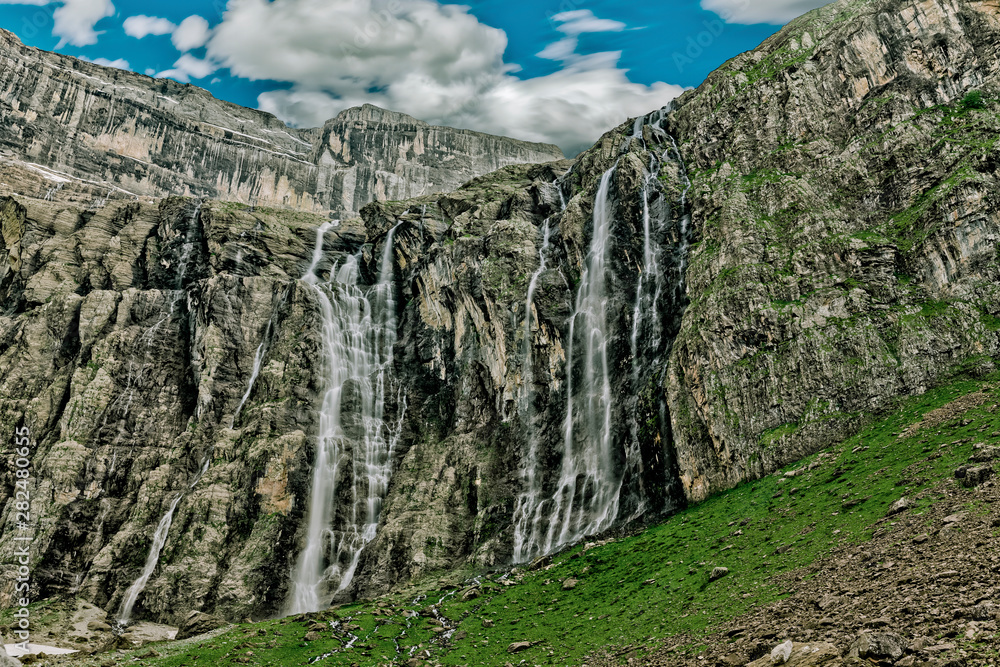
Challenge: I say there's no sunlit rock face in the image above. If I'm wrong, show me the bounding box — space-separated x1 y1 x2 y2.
0 29 562 216
2 0 1000 627
665 0 1000 503
311 105 567 217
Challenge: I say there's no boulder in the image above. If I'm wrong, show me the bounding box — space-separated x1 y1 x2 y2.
886 497 912 516
507 641 532 654
747 641 840 666
771 640 793 664
969 445 1000 463
848 632 906 662
709 567 730 582
954 465 993 488
0 645 20 667
175 611 228 640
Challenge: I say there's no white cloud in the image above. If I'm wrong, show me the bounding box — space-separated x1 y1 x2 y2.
156 53 218 83
54 0 114 46
79 54 129 69
537 37 578 62
0 0 115 46
552 9 626 36
122 13 210 52
171 15 211 51
208 0 681 155
122 15 176 39
701 0 830 25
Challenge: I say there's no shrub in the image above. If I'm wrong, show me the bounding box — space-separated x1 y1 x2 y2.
960 90 986 111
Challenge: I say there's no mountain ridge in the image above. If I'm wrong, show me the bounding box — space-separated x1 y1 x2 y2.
0 26 563 216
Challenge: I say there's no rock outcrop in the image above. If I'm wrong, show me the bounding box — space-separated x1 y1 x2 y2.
0 28 562 215
309 105 568 216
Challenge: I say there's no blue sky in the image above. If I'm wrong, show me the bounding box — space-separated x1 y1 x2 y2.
0 0 829 154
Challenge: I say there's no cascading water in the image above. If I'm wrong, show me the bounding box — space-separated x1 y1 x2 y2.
233 285 292 426
544 164 622 555
513 109 694 561
511 217 553 563
670 137 694 296
175 202 202 289
117 457 211 625
286 221 405 615
117 495 182 625
233 325 273 424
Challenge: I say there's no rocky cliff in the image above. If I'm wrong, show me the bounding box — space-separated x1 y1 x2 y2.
0 29 562 216
666 0 1000 501
1 0 1000 629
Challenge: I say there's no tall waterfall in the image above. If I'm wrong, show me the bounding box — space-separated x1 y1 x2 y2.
545 164 622 554
511 218 553 563
513 111 694 561
286 221 404 615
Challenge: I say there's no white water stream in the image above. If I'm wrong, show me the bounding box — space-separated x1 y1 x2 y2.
513 110 693 561
511 217 553 563
545 163 622 554
117 457 211 625
286 221 405 615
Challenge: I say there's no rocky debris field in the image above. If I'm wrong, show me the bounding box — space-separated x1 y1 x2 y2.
619 456 1000 667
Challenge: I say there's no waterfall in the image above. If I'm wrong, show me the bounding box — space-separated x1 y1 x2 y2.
630 157 662 365
233 326 272 424
544 164 622 554
512 109 694 560
117 457 211 625
623 149 672 521
511 217 553 563
286 221 404 615
117 495 182 625
233 286 292 426
670 137 694 296
175 201 202 289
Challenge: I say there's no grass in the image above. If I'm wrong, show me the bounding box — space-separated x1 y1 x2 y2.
83 373 1000 667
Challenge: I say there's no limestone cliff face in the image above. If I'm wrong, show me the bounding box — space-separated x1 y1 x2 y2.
1 0 1000 629
0 29 562 215
0 191 344 620
0 117 686 620
665 0 1000 502
312 105 569 217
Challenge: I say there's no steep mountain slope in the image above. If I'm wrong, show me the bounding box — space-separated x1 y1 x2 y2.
347 0 1000 598
1 0 999 640
667 0 1000 501
0 29 562 215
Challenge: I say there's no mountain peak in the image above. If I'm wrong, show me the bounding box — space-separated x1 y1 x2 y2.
333 104 429 127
